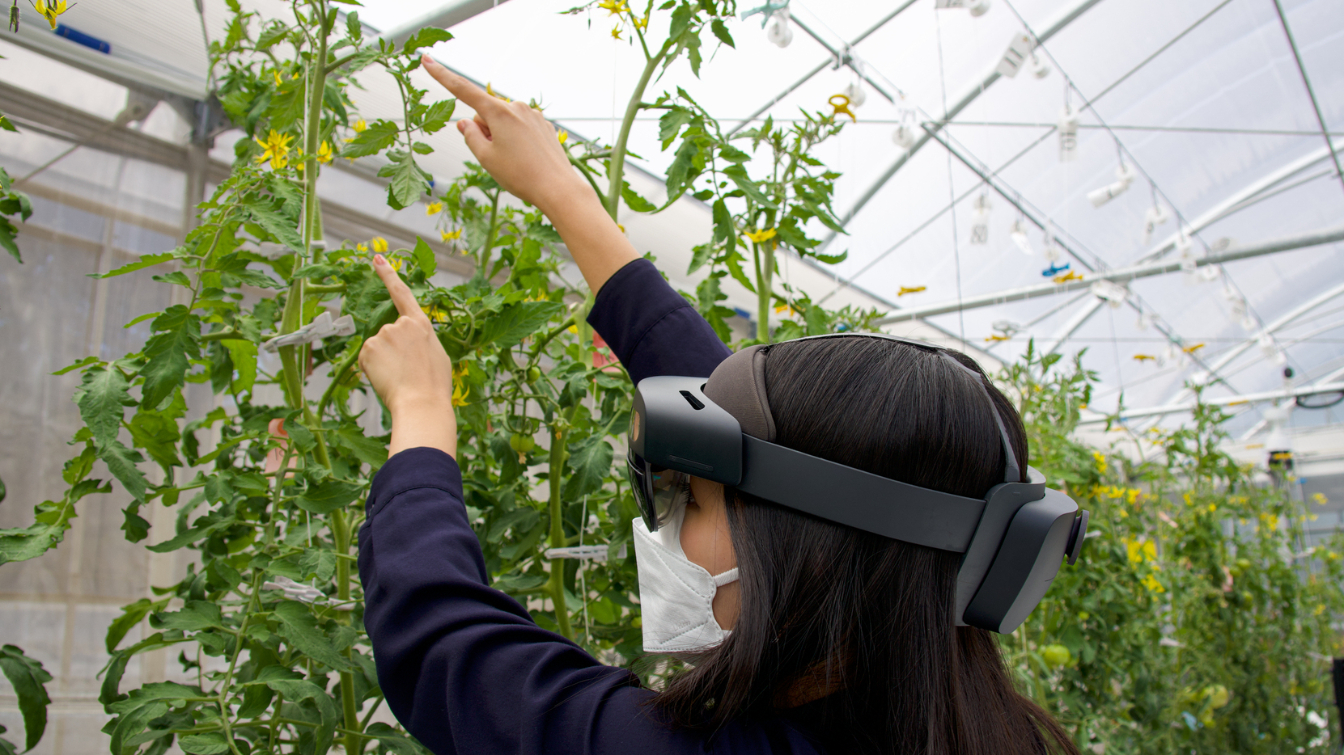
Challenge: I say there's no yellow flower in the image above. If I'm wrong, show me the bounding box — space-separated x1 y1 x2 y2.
254 130 293 170
356 243 369 252
1126 488 1141 505
422 305 449 323
441 229 462 242
634 15 648 29
452 381 470 407
744 228 777 243
597 0 629 15
486 83 511 103
388 256 403 271
353 119 368 133
611 26 622 39
1092 451 1107 475
558 130 569 145
1315 603 1327 616
1141 573 1165 593
1207 503 1216 513
1183 492 1193 507
371 237 389 253
1313 492 1329 506
317 141 332 164
1125 538 1143 564
427 202 444 216
34 0 70 30
1142 541 1157 561
274 70 284 87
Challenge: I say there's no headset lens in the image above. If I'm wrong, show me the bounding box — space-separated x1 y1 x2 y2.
625 453 690 532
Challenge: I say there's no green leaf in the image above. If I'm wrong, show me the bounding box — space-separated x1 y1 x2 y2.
362 723 420 755
402 27 454 55
0 645 52 753
179 733 231 755
75 366 136 447
710 18 735 48
722 164 776 208
245 203 305 255
0 479 108 564
140 305 201 410
658 107 694 149
0 115 16 132
420 98 457 134
341 120 400 159
224 339 258 394
620 182 656 213
257 677 338 755
380 152 429 210
96 252 175 279
272 602 355 671
412 236 437 276
150 600 224 632
96 438 149 503
268 87 305 132
332 426 388 468
563 438 614 500
296 479 363 515
0 218 19 263
300 549 337 583
106 598 169 653
477 300 564 349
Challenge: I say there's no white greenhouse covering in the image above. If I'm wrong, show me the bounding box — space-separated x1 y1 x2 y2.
1 1 1343 750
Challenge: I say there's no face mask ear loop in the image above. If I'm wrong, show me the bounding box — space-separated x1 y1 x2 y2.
938 354 1021 483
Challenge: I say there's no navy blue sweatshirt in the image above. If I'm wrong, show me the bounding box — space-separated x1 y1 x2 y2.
357 260 825 754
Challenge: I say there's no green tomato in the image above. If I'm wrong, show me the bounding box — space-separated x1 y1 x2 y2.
509 433 536 454
1042 644 1072 669
1204 684 1230 709
527 367 542 384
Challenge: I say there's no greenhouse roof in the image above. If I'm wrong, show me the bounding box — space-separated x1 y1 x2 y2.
3 0 1343 442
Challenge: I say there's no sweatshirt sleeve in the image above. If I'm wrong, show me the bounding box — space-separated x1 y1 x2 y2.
586 259 732 384
357 447 812 755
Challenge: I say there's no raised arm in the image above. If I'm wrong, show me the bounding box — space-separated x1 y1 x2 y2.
420 56 731 382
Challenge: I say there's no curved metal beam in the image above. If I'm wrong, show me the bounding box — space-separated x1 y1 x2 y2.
813 0 1106 254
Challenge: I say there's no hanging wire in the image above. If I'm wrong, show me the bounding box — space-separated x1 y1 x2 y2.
933 6 966 342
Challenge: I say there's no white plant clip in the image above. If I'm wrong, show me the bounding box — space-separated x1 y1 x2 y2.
1091 279 1127 308
1042 224 1062 262
545 544 627 562
262 311 356 353
765 8 792 47
1009 218 1033 256
1142 203 1171 244
969 192 991 245
842 80 867 109
1058 104 1079 162
1030 52 1050 79
1087 162 1137 208
892 109 919 149
263 575 326 604
995 33 1035 78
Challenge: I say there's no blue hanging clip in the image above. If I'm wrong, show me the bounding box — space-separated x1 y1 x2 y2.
740 0 788 27
1041 261 1070 277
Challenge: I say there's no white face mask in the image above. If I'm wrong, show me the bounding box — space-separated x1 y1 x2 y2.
632 502 740 655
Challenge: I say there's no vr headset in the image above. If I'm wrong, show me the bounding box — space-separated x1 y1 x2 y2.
626 333 1088 634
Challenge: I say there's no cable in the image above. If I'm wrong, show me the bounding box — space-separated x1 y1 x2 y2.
933 6 965 343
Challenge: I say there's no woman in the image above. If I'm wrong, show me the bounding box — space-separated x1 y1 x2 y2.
354 54 1080 755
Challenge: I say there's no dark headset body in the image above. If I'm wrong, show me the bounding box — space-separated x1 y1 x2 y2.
625 333 1089 634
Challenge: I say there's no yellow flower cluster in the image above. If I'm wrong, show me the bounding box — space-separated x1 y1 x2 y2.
34 0 71 30
744 228 777 244
426 202 444 216
1122 536 1164 593
254 130 294 170
452 362 471 406
441 228 463 243
1092 451 1107 475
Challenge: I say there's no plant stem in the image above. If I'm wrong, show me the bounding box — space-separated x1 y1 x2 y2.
547 421 573 640
604 48 667 220
332 508 361 755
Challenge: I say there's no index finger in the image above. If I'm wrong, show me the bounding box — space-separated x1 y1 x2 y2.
373 255 430 322
421 55 503 118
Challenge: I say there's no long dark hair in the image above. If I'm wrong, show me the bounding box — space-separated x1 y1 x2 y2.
652 337 1078 755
